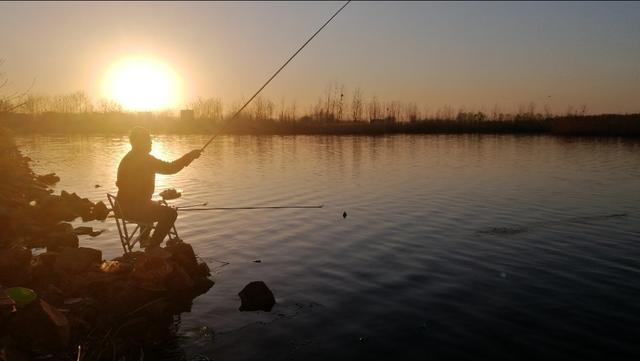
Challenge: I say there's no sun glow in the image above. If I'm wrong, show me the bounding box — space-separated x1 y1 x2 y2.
102 56 182 111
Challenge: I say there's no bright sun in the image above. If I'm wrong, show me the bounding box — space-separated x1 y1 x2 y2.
102 56 182 111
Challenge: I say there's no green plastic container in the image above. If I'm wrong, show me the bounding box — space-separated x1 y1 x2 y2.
5 287 37 308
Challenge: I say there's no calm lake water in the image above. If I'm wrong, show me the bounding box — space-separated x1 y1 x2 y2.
15 134 640 361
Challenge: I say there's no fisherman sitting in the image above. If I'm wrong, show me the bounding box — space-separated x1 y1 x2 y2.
116 126 202 249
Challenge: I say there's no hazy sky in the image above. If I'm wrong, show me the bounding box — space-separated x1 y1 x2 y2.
1 1 639 114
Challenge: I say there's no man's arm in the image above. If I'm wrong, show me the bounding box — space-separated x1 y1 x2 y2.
152 150 201 175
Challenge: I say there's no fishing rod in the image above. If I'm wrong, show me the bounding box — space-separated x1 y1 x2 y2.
175 202 208 209
178 205 324 211
201 0 351 151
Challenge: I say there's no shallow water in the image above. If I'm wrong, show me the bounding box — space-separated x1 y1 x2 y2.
16 134 640 360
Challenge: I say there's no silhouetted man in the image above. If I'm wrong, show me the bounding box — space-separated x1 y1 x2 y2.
116 126 201 248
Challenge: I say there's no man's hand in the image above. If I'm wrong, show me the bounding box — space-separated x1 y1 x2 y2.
189 149 202 160
184 149 202 166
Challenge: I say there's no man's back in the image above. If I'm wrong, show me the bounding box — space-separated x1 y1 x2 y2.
116 149 196 209
116 150 157 208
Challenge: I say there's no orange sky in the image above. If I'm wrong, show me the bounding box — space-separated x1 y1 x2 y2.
1 1 639 114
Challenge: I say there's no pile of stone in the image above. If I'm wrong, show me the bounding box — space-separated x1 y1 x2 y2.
1 241 213 359
0 129 214 360
0 129 108 249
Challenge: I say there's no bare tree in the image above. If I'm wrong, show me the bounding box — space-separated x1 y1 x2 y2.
337 84 345 121
580 104 587 116
23 94 51 114
351 87 363 121
74 91 93 113
265 98 274 120
367 96 380 121
323 85 333 120
288 100 297 122
278 98 286 122
404 102 419 122
436 105 454 120
191 97 223 121
277 98 298 122
490 104 500 121
527 102 536 116
0 59 35 113
312 97 324 120
422 105 431 120
385 100 401 121
98 98 123 113
248 95 274 120
49 91 91 113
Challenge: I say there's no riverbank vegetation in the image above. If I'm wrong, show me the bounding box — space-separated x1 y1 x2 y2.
1 86 639 136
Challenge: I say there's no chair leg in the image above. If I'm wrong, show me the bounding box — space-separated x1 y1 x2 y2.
136 225 152 248
169 224 180 242
114 217 130 254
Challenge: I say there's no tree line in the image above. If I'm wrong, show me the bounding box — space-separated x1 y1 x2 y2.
1 88 590 124
0 60 591 125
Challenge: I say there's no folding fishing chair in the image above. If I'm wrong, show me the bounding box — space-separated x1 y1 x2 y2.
106 193 180 253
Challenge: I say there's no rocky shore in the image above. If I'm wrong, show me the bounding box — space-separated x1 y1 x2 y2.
0 128 214 360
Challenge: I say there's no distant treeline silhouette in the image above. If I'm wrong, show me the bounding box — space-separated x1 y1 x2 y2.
3 111 640 136
1 88 640 136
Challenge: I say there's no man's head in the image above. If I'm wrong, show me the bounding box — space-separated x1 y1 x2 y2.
129 126 152 153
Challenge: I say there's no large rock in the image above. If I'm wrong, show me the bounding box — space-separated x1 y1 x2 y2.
54 247 102 274
9 299 70 350
0 248 31 286
31 252 60 285
61 191 94 221
192 276 215 295
165 242 198 276
238 281 275 312
91 201 109 221
36 173 60 185
64 271 116 299
38 195 77 223
0 343 29 361
130 255 173 291
74 226 103 237
166 241 208 278
165 264 194 291
44 222 79 251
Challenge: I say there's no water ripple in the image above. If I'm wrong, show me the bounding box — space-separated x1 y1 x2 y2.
15 134 640 361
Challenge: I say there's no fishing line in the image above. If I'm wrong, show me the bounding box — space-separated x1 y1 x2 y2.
178 205 324 211
201 0 351 151
108 203 323 214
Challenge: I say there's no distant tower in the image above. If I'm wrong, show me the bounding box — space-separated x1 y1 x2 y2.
181 109 195 121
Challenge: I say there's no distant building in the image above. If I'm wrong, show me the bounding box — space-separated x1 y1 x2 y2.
137 111 153 120
181 109 195 121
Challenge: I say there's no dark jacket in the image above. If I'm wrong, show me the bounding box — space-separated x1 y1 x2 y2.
116 150 189 209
